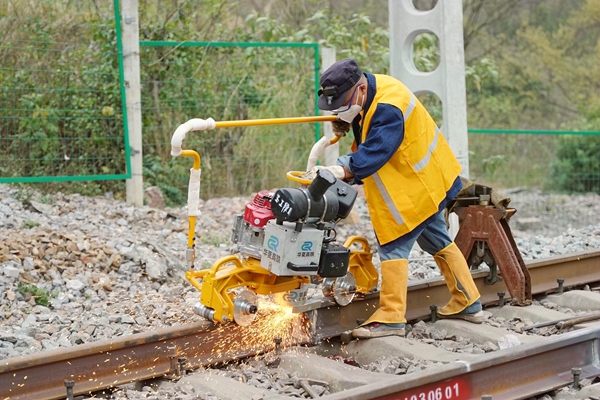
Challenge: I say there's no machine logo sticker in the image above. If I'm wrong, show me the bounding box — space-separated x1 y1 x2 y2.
301 241 313 251
282 289 307 303
267 235 279 252
297 241 315 258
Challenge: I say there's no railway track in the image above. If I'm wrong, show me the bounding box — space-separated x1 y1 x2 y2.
1 250 599 400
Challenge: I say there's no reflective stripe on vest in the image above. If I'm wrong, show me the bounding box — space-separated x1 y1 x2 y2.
372 172 405 225
404 93 416 120
413 126 441 172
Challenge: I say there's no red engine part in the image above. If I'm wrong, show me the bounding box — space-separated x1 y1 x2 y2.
243 190 274 228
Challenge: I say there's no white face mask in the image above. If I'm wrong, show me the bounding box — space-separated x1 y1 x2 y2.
333 85 364 123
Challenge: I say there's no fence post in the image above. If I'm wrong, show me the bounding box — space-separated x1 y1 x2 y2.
321 47 339 166
121 0 144 207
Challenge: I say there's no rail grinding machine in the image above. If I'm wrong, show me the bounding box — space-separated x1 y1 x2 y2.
170 116 379 326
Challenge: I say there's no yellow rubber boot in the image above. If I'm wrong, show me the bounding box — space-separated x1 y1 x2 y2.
434 242 481 318
353 259 408 337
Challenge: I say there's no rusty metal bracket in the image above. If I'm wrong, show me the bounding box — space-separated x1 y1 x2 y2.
454 205 532 306
164 344 182 380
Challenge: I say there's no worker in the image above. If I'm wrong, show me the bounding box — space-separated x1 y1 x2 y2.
307 58 483 339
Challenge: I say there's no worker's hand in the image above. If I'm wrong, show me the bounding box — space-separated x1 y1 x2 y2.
331 121 350 137
305 165 347 181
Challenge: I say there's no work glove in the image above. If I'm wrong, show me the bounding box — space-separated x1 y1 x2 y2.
331 120 350 137
304 165 347 181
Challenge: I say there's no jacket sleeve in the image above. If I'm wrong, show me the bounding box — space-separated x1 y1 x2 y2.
341 103 405 184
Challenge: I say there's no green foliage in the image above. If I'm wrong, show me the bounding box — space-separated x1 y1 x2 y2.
3 0 599 200
299 11 390 73
482 154 508 180
413 33 439 72
464 0 600 192
468 133 557 189
143 152 188 206
40 194 53 204
21 220 40 229
139 42 317 200
135 2 401 202
199 263 213 270
465 58 498 92
465 0 599 132
549 136 600 193
12 185 35 204
0 1 125 184
17 283 55 307
200 233 229 247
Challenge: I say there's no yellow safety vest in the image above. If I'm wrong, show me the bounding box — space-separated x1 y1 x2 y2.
360 74 462 245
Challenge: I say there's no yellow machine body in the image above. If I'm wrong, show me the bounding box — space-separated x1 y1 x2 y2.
344 236 379 294
177 137 377 325
186 256 310 323
185 234 378 324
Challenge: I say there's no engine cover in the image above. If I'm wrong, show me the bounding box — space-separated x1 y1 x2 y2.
231 191 274 259
244 190 274 228
260 220 324 276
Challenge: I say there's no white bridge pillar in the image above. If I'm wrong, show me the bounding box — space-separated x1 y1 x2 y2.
388 0 469 178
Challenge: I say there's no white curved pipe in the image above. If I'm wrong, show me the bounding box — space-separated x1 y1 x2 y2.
306 136 332 171
170 118 216 156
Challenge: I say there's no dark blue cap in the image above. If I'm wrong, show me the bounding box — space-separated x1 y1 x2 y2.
318 58 363 111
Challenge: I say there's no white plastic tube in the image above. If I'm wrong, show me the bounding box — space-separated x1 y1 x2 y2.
171 118 216 156
187 167 202 217
306 136 333 171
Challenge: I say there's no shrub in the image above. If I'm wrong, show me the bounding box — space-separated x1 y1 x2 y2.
549 135 600 193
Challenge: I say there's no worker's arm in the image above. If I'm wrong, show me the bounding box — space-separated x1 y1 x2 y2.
339 104 405 184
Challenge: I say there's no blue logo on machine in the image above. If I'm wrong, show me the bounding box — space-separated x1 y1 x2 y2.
297 241 315 258
267 235 279 252
301 241 313 251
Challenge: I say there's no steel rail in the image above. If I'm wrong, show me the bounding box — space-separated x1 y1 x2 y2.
1 322 215 400
321 325 600 400
0 320 311 400
308 250 600 339
0 250 598 399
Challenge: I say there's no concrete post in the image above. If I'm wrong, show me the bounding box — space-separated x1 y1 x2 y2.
121 0 144 207
320 47 339 166
388 0 469 177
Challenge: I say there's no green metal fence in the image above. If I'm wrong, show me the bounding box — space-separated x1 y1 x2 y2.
0 0 130 184
1 0 598 209
468 129 600 193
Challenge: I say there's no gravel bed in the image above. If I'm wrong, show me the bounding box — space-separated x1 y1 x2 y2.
0 183 599 399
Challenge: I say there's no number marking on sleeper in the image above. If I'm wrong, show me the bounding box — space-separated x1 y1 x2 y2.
377 378 470 400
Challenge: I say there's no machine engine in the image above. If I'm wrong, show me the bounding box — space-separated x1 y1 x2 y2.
231 190 274 259
232 169 358 278
187 168 376 325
